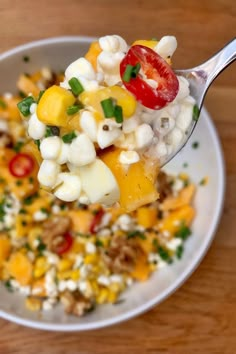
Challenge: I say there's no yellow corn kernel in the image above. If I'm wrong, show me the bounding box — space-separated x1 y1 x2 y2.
132 39 158 49
149 263 157 272
84 254 98 265
109 282 122 293
70 269 80 281
15 214 33 238
57 258 73 272
96 288 109 304
85 41 102 70
90 280 99 295
25 297 42 311
57 269 80 281
80 86 137 118
37 85 75 127
34 257 49 278
137 207 157 228
107 290 118 303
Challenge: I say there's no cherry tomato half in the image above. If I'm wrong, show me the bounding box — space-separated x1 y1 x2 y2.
8 153 35 178
55 232 74 255
120 45 179 109
90 209 105 234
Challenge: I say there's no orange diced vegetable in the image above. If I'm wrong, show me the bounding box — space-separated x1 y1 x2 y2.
158 205 195 235
85 41 102 70
0 236 11 267
67 210 94 234
137 207 157 228
161 184 196 211
7 252 33 285
17 74 40 97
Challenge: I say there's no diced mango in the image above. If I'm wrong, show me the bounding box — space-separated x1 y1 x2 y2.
80 86 137 118
7 252 33 285
17 74 40 97
33 257 49 278
57 258 73 272
158 205 195 235
15 214 33 238
0 96 22 121
22 140 43 166
0 236 11 267
161 184 196 211
138 232 157 254
130 251 150 281
25 190 52 215
85 41 102 70
137 207 157 228
132 39 158 49
37 85 75 127
67 209 94 234
100 147 159 212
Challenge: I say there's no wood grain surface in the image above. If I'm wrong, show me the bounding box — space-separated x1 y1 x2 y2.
0 1 236 353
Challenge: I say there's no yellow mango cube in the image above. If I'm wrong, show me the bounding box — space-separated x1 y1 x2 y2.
100 147 159 212
0 236 11 267
7 252 33 286
85 41 102 70
37 85 75 127
137 207 157 228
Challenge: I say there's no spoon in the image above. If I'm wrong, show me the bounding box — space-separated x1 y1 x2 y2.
162 37 236 167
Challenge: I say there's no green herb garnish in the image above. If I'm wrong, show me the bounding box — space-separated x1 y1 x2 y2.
158 246 172 263
13 141 24 153
23 55 30 62
37 238 46 254
0 199 6 222
68 77 84 95
175 223 191 241
192 141 199 149
122 63 141 82
16 180 23 186
127 230 146 240
19 208 27 214
95 239 104 247
37 90 45 103
66 104 83 115
176 244 184 259
34 139 41 150
183 162 188 168
193 104 200 121
4 280 14 292
17 96 35 117
62 131 77 143
101 98 115 118
114 105 123 123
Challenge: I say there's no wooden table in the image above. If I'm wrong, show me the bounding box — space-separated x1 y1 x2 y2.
0 1 236 353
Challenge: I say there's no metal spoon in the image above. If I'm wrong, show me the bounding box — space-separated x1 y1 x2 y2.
162 37 236 167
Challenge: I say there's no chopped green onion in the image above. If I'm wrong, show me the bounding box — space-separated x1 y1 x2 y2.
13 141 24 153
176 244 184 259
66 104 82 115
193 104 200 121
17 96 35 117
158 246 172 263
62 131 77 143
23 55 30 63
0 99 7 109
18 91 26 98
4 280 14 292
34 139 41 150
175 223 191 241
127 230 146 240
37 90 45 103
114 105 123 123
122 63 141 82
45 126 60 137
101 98 115 118
192 141 199 149
122 64 135 82
68 77 84 96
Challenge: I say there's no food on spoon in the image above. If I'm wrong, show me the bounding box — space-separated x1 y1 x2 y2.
17 35 196 210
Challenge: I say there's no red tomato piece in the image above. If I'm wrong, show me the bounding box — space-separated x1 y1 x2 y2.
120 45 179 109
9 153 34 178
90 209 105 234
55 232 74 255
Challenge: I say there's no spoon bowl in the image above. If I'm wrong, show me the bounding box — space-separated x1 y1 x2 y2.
162 38 236 167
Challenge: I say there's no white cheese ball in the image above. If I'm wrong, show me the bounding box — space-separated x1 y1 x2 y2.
154 36 177 58
122 115 140 134
79 159 120 206
174 76 190 101
56 142 70 165
68 133 96 167
176 103 194 132
28 113 46 139
115 132 137 150
54 172 82 202
99 35 128 53
119 150 140 165
97 51 125 85
166 127 184 149
80 110 98 142
40 136 62 160
65 57 96 81
153 114 176 137
135 123 154 149
38 160 60 188
97 120 122 149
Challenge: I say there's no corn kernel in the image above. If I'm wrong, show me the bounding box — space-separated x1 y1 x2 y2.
25 297 42 311
57 269 80 281
132 39 158 49
57 258 73 272
107 290 118 303
96 288 109 304
37 85 75 127
33 257 49 278
84 254 98 265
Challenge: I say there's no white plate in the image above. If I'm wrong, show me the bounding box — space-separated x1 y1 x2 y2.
0 37 225 331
